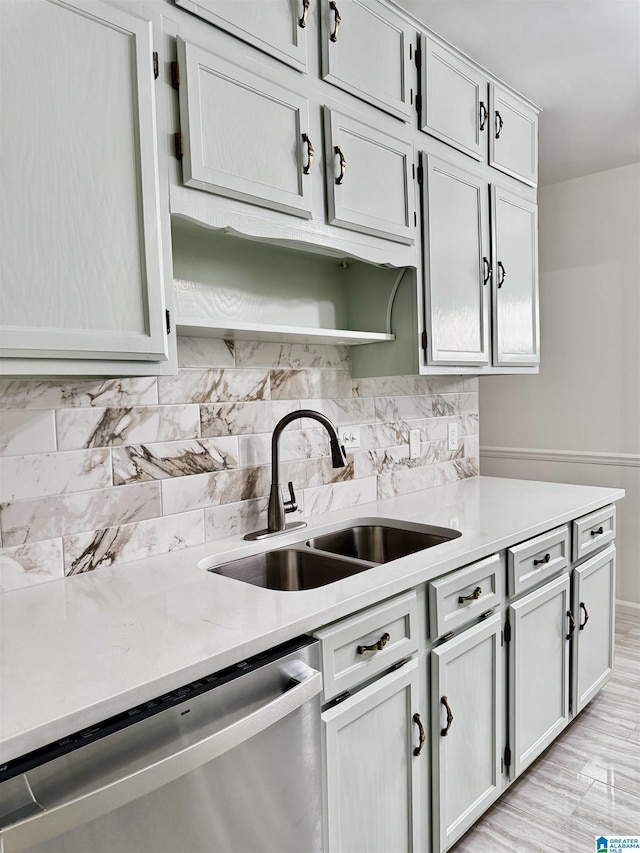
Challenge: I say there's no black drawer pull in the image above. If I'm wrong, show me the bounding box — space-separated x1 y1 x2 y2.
357 632 390 655
590 526 604 537
533 553 551 566
458 586 482 604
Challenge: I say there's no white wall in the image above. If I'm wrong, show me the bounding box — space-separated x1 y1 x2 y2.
480 163 640 604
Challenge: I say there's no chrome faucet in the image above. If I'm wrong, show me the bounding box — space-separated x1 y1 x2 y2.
244 409 348 541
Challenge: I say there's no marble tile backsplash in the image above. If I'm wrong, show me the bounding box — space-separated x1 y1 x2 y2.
0 339 479 592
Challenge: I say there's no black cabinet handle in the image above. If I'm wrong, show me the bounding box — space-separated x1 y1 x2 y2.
302 133 314 174
579 602 590 630
334 145 347 184
299 0 310 27
482 257 492 285
441 696 454 736
329 1 341 41
533 553 551 566
479 101 488 131
590 526 604 537
413 713 426 756
566 610 576 640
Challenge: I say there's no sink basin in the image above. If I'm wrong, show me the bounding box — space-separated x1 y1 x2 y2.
206 520 461 591
306 522 461 563
209 548 372 591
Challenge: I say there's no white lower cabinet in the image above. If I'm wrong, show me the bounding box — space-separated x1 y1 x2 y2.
508 572 571 778
571 544 616 714
431 614 504 852
317 512 617 853
322 659 424 853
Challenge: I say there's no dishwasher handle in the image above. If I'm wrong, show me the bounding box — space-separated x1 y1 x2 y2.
1 668 322 853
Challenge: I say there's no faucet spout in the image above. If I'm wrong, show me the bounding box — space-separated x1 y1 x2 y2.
244 409 348 541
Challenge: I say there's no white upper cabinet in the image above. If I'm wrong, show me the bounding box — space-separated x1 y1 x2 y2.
420 37 488 162
0 0 170 367
418 38 539 188
491 187 540 366
421 154 491 365
324 107 415 244
174 0 309 72
176 38 313 219
489 84 539 187
321 0 414 121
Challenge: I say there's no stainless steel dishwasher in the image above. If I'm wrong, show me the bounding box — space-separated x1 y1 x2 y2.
0 636 322 853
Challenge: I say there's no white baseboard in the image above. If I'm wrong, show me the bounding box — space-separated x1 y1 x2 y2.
480 447 640 468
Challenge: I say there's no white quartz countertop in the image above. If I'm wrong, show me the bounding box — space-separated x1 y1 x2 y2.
0 476 624 766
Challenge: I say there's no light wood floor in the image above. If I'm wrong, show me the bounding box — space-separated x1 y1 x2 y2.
451 603 640 853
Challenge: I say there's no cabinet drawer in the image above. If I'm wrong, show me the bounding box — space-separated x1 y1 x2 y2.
428 553 503 640
572 505 616 563
315 591 418 702
508 525 569 598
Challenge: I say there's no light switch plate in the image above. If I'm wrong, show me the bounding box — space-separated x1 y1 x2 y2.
447 422 459 452
409 429 421 459
339 426 361 449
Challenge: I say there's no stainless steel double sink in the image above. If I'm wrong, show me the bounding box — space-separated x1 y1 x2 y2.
206 520 461 591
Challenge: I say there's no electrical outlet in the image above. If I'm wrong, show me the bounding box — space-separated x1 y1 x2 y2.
338 426 360 449
409 429 421 459
447 422 459 452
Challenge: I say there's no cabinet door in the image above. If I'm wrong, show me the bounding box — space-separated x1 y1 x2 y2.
509 573 571 778
420 36 488 162
491 187 540 366
321 0 413 121
176 38 313 219
489 83 538 186
174 0 308 72
431 615 503 853
0 0 168 362
322 660 423 853
422 154 490 365
324 108 414 244
572 545 616 715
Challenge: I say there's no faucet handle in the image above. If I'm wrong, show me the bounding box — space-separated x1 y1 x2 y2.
284 481 298 514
